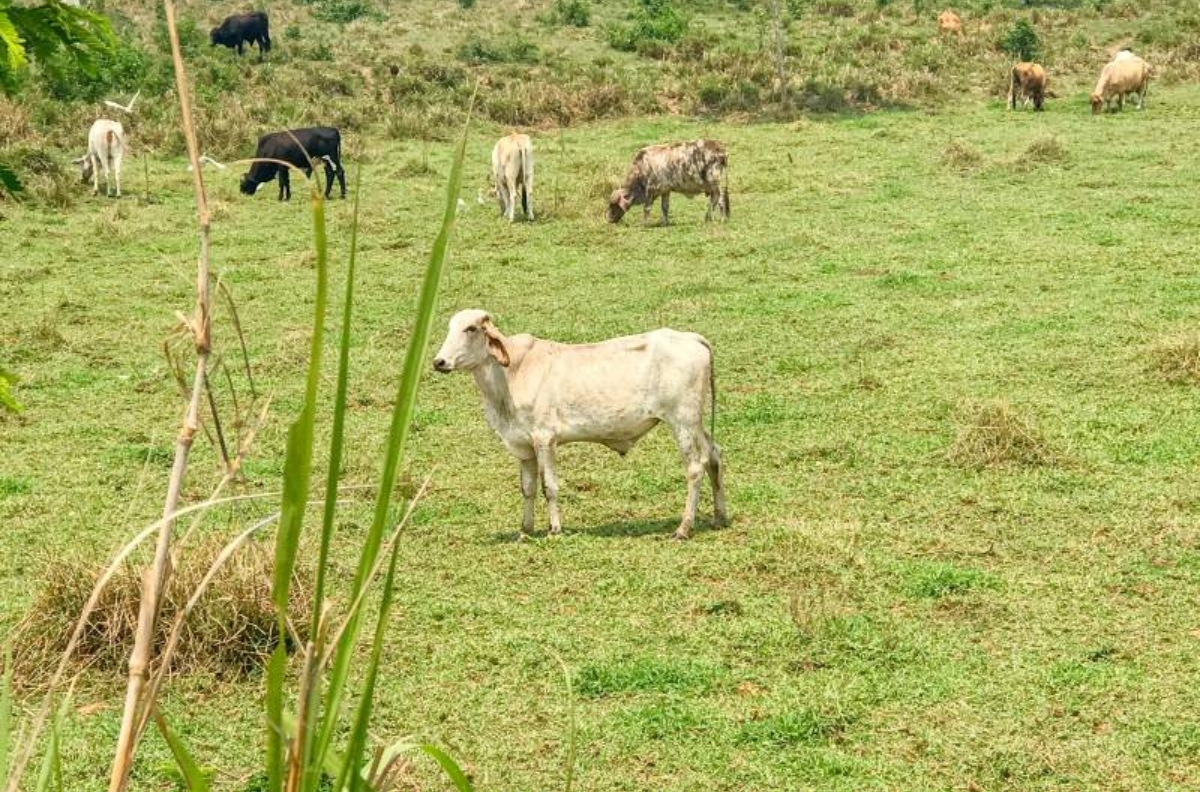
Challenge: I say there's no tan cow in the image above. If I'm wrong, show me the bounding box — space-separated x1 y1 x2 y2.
491 132 533 222
1008 62 1047 111
432 309 728 540
1091 53 1150 114
938 10 963 37
607 139 728 225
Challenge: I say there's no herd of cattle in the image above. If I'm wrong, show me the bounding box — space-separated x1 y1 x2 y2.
63 10 1157 537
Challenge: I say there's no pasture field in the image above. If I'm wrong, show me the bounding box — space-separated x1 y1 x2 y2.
4 87 1200 790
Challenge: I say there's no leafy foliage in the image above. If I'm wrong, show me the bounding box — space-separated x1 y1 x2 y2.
0 368 21 414
0 0 117 96
1000 19 1040 61
608 0 688 53
552 0 591 27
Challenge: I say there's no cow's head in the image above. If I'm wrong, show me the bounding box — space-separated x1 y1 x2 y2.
432 309 509 373
209 28 222 46
1090 93 1103 114
72 155 93 183
239 174 260 195
607 187 635 223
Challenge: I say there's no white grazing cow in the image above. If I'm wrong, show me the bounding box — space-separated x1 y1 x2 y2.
491 133 533 222
73 119 126 197
432 309 727 539
1091 53 1150 114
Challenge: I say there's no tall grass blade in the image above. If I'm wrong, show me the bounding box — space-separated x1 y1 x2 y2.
271 182 329 623
33 695 68 792
311 163 363 635
0 646 11 783
155 712 211 792
265 644 287 792
339 539 402 792
418 744 474 792
315 94 473 767
558 658 576 792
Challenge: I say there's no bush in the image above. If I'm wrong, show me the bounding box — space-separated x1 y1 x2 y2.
552 0 591 27
309 0 381 23
457 34 541 65
458 0 476 9
999 19 1040 62
607 0 688 53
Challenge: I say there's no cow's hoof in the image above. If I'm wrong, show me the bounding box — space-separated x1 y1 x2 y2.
514 531 530 543
713 514 729 528
672 529 690 541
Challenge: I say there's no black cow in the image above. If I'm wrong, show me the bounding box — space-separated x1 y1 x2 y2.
210 12 271 58
240 127 347 201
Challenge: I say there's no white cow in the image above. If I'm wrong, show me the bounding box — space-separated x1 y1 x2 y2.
432 309 727 539
491 133 533 222
73 119 126 197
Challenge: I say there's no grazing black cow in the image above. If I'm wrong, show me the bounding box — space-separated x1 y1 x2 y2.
240 127 347 201
210 12 271 58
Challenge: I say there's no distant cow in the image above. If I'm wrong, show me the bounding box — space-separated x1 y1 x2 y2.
1008 62 1047 111
72 119 126 198
240 127 347 201
210 12 271 58
607 140 728 225
491 133 534 222
432 309 727 540
938 10 962 37
1091 53 1150 114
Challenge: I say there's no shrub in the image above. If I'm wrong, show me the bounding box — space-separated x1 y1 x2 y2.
607 0 688 53
458 0 476 9
310 0 381 24
999 19 1040 62
552 0 591 27
457 34 541 65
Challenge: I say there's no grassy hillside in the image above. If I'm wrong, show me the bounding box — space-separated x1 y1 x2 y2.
5 54 1200 788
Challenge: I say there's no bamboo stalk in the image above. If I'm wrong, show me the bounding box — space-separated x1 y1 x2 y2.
107 2 211 790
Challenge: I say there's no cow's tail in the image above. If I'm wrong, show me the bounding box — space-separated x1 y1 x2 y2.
519 145 530 217
262 15 272 51
700 337 716 442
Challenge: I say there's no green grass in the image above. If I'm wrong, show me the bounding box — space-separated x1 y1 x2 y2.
4 86 1200 790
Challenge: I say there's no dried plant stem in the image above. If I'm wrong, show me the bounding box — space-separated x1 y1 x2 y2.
108 2 211 790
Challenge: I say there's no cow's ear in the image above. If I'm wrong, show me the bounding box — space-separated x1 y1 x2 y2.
484 326 510 367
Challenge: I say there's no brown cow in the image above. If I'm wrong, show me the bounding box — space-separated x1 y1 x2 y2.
1008 62 1047 111
607 140 728 225
938 10 963 37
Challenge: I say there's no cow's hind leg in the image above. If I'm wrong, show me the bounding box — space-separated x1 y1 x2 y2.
671 424 708 540
322 159 335 198
660 193 670 226
534 439 562 535
706 437 728 527
519 456 538 538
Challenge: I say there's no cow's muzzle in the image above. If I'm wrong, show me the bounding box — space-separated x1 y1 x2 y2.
432 357 452 373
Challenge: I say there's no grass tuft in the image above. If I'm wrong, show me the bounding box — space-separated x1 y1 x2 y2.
1019 135 1069 166
948 399 1057 468
1149 331 1200 384
736 709 853 747
13 535 312 684
941 139 983 171
576 657 723 697
900 560 1000 599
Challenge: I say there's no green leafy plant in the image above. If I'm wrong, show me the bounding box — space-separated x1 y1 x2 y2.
0 368 19 414
999 19 1040 62
552 0 591 27
607 0 689 53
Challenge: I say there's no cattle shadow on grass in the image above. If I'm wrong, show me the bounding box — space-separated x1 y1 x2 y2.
485 516 726 544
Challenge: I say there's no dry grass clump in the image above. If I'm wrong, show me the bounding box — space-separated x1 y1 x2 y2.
13 533 312 686
948 400 1057 468
1019 135 1069 166
1149 331 1200 384
942 139 984 172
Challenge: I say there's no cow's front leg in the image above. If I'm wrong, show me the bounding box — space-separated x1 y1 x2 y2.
534 439 562 535
660 193 670 226
519 456 538 537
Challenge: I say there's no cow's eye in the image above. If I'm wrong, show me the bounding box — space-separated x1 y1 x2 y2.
464 326 478 334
